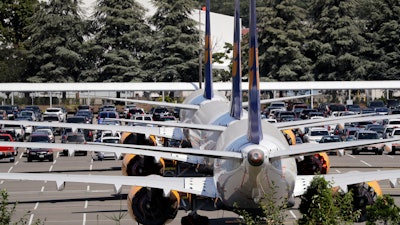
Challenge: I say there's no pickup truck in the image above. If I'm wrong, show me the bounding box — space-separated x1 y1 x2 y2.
0 133 16 162
1 124 25 141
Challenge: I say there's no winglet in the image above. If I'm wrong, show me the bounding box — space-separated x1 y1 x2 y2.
230 0 243 120
247 0 262 144
204 0 213 100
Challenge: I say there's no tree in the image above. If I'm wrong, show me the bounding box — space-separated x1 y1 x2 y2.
256 0 313 81
298 176 360 225
24 0 86 82
0 0 38 82
144 0 200 82
306 0 371 81
91 0 152 82
366 194 400 225
359 0 400 80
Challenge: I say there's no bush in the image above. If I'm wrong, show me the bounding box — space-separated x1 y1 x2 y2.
298 176 360 225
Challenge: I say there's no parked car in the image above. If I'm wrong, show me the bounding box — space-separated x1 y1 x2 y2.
0 133 16 162
304 127 330 143
97 111 119 124
62 132 87 156
97 136 120 160
26 133 54 162
351 130 383 155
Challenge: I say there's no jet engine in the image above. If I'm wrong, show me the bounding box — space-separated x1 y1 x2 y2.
296 153 330 175
348 181 382 222
128 186 180 225
122 154 164 176
281 129 330 175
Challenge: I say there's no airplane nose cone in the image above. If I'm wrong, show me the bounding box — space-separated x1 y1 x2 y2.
248 149 264 166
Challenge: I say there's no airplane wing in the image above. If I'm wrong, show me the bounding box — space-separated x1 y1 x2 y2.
0 120 184 140
294 170 400 196
271 137 400 159
275 113 399 129
0 141 242 163
0 172 218 197
104 94 318 110
103 97 201 110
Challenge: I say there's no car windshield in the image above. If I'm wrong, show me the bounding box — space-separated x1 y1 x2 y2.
67 135 85 142
30 136 50 142
311 131 329 136
358 132 378 139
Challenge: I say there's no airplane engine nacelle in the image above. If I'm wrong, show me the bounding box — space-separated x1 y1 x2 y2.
348 181 382 222
122 154 164 176
128 186 180 225
296 153 330 175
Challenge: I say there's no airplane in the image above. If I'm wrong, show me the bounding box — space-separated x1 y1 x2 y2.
2 1 400 225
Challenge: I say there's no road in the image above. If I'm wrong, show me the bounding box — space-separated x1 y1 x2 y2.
1 148 400 225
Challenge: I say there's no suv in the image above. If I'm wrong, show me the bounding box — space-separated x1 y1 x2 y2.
351 130 383 155
26 133 53 162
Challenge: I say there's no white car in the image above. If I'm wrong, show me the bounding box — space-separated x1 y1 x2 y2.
44 107 67 122
304 127 330 143
97 136 120 160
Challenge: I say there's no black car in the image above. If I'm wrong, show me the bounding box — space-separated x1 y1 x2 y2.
62 132 87 156
26 133 53 162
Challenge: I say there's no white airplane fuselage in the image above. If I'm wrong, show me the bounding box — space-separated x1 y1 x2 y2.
214 119 297 208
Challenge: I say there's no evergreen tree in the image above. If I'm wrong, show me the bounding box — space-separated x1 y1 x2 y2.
92 0 151 82
257 0 313 81
0 0 38 82
360 0 400 80
306 0 370 81
24 0 86 82
144 0 199 82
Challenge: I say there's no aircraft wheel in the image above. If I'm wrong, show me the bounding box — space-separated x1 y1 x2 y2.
376 150 383 155
352 149 358 155
27 156 32 162
181 214 209 225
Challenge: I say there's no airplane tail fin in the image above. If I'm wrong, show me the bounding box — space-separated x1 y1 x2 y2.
204 0 213 100
247 0 263 144
230 0 243 120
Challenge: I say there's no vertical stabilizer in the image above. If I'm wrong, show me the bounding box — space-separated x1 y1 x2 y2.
204 0 213 100
248 0 263 144
230 0 243 120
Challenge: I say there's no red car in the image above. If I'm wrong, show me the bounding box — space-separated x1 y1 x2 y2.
0 133 16 162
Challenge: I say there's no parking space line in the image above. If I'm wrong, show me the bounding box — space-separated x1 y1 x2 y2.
19 153 23 159
289 210 297 219
14 161 19 166
386 155 394 159
360 160 372 167
49 165 53 172
347 154 356 158
28 214 34 225
34 202 39 210
82 213 86 225
7 167 13 173
84 200 88 209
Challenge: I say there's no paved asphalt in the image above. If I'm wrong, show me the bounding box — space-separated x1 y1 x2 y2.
1 146 400 225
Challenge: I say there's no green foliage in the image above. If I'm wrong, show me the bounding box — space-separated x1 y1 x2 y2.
233 182 287 225
143 0 200 82
92 0 151 82
298 176 360 225
24 0 86 82
0 189 44 225
366 194 400 225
